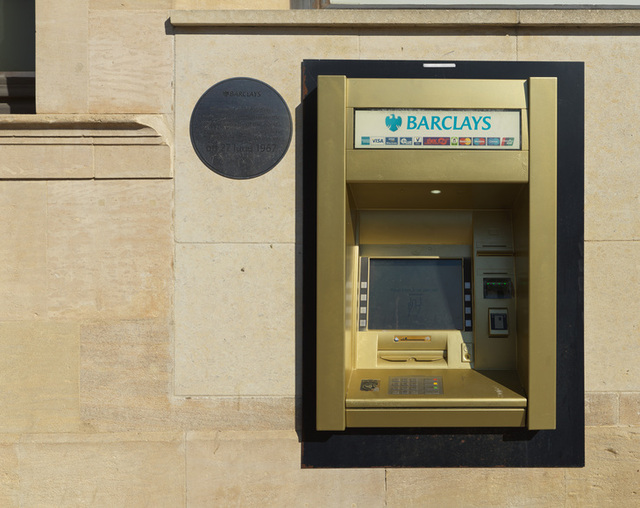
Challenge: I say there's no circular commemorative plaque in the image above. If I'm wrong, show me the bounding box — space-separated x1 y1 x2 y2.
189 78 292 179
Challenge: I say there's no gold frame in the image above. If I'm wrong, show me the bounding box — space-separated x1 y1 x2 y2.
316 76 556 431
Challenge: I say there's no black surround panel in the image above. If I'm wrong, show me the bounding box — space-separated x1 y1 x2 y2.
300 60 584 468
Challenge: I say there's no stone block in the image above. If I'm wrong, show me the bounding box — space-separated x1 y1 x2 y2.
186 431 386 507
0 145 93 179
90 0 173 8
175 243 296 396
517 34 640 242
585 392 618 426
169 396 297 432
79 320 297 432
174 33 358 243
80 320 172 432
386 467 565 507
173 0 290 8
0 322 80 433
94 144 172 179
566 427 640 506
36 1 89 113
584 241 640 391
0 437 19 508
0 182 47 320
89 10 173 113
18 433 184 507
620 392 640 426
83 395 297 433
47 180 173 320
358 32 518 61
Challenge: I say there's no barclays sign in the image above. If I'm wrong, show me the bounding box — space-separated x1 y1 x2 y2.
356 109 521 150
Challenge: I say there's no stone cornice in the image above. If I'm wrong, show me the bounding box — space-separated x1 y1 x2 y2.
170 8 640 28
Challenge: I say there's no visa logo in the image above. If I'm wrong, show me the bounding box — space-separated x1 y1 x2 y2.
371 137 384 144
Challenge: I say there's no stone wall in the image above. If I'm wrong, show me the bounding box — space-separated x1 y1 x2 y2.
0 2 638 506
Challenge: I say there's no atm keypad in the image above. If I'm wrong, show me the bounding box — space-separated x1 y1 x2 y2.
389 376 443 395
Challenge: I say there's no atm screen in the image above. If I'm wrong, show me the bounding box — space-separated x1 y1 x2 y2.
367 258 464 331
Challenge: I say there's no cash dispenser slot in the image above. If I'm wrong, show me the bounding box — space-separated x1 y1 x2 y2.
377 333 447 363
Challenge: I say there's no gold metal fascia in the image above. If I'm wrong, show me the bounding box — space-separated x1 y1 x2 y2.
316 75 348 431
346 368 526 408
346 408 526 428
358 210 472 246
346 79 528 109
349 182 525 211
527 77 558 430
346 150 529 183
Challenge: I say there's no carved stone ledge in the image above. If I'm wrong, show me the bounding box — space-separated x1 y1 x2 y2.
0 115 172 179
0 114 172 145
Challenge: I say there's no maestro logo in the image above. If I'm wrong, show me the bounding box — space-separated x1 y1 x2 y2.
385 113 402 132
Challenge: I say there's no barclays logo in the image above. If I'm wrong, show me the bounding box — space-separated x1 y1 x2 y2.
385 114 402 132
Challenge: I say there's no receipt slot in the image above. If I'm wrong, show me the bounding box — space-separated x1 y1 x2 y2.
316 76 556 431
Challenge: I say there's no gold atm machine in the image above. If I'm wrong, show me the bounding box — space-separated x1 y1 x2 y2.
316 76 557 431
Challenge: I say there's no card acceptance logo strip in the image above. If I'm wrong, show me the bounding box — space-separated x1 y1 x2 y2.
354 109 521 150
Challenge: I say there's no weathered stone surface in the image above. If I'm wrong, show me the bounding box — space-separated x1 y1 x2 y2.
186 431 386 507
386 466 565 507
47 180 173 320
358 31 517 60
79 320 171 432
0 115 172 179
170 8 520 27
0 182 47 320
173 0 290 9
584 242 640 391
620 392 640 426
566 427 640 506
0 322 80 433
36 1 89 113
0 145 93 179
90 0 173 8
169 396 297 431
94 144 172 179
79 320 296 431
18 433 185 507
585 392 618 427
174 243 296 396
518 34 640 242
89 10 173 114
0 437 19 508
